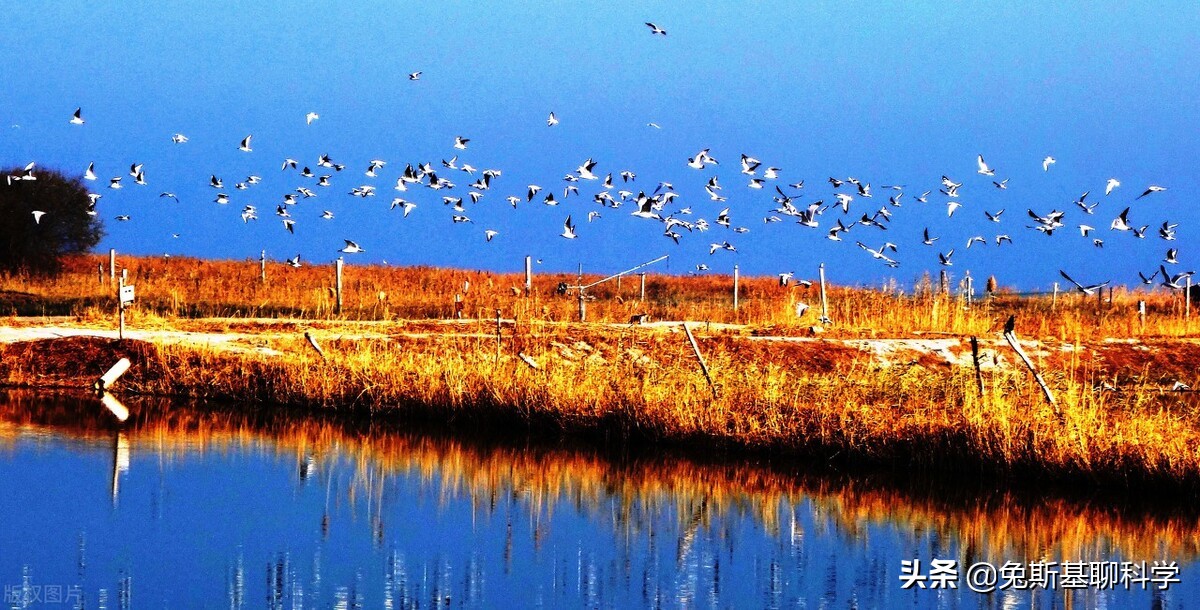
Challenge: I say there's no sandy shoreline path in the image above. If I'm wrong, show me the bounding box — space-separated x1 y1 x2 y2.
0 318 1020 367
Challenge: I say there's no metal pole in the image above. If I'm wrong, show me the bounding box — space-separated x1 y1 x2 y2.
818 263 830 323
109 249 116 285
1179 279 1190 318
733 264 740 312
117 274 125 341
1052 282 1058 310
524 255 532 296
639 273 646 301
966 273 973 308
577 263 585 322
260 250 266 284
335 257 344 315
98 263 103 285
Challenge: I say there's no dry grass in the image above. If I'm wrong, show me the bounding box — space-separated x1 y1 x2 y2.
1 253 1195 339
1 254 1200 492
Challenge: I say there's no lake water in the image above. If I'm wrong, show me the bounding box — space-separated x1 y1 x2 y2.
1 391 1197 609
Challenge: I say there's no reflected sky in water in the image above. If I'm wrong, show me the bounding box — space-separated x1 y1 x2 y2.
0 392 1197 608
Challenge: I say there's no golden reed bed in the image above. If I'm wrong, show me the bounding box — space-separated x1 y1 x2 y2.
1 254 1200 493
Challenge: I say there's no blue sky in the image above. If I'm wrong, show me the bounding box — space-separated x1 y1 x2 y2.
2 2 1197 288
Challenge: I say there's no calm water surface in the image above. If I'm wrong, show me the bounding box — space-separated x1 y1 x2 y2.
1 391 1198 608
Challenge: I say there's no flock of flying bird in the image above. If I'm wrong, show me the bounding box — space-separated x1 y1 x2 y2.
8 22 1187 293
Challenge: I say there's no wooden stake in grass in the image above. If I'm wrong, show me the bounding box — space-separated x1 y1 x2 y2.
682 323 719 400
970 336 984 399
1002 315 1058 415
518 352 539 369
304 331 328 363
495 308 502 361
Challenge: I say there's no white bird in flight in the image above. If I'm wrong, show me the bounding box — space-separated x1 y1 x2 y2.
1105 178 1120 196
306 112 319 125
1059 270 1109 295
560 215 577 239
69 108 84 125
1136 185 1166 200
547 112 558 127
340 240 365 253
239 135 253 152
645 22 667 35
1042 156 1055 171
976 155 995 176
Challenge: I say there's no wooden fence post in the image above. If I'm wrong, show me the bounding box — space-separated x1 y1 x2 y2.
1187 277 1192 319
109 249 116 285
495 308 502 361
818 263 830 324
335 257 344 315
1052 282 1059 310
524 255 532 296
639 273 646 301
117 274 126 341
260 250 266 284
970 337 984 398
682 323 719 400
733 264 740 312
577 264 585 322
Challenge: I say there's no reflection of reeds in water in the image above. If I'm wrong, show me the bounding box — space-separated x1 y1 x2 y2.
1 391 1198 569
